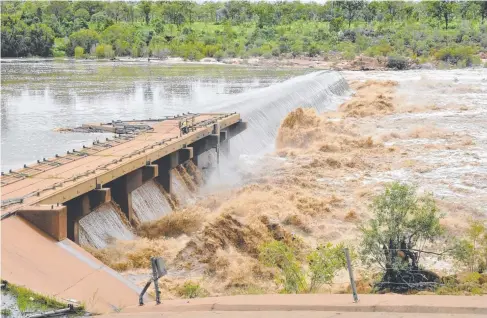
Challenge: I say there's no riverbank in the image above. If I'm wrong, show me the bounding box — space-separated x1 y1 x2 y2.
2 55 487 72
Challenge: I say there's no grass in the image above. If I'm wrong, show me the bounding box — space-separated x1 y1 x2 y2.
8 284 66 312
2 282 84 314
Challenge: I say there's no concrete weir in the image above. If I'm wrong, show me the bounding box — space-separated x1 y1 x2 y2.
0 112 246 313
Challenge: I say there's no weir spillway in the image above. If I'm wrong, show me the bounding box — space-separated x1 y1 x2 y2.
0 112 246 312
0 70 350 313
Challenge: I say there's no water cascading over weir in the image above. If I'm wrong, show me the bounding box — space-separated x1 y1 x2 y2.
0 71 349 313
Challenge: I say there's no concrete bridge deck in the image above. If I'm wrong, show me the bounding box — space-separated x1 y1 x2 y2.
0 112 246 313
1 113 241 217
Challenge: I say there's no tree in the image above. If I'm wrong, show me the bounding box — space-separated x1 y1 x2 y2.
360 183 444 292
28 23 55 56
427 0 457 30
452 220 487 273
1 16 29 57
68 28 99 55
479 1 487 23
338 0 365 29
140 1 151 25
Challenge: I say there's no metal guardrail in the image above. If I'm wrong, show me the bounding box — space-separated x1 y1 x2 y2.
0 113 239 214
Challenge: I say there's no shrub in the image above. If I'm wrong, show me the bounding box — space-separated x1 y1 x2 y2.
435 46 478 65
214 50 224 61
95 44 115 58
178 281 206 299
74 46 84 58
259 240 346 293
52 50 65 58
330 17 344 33
259 240 307 293
307 44 320 57
452 220 487 273
387 56 408 70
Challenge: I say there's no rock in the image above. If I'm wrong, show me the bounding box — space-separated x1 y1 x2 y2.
200 57 217 63
419 63 435 70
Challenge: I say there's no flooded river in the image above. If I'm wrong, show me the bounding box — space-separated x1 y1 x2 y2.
0 60 309 171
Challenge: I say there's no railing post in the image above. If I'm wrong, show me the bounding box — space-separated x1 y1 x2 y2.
139 257 167 306
344 248 359 303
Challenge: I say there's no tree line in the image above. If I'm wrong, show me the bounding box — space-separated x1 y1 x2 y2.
2 1 487 67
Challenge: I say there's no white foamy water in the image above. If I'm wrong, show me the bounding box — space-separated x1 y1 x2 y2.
132 180 173 222
79 202 134 249
344 69 487 214
171 169 196 206
212 70 350 155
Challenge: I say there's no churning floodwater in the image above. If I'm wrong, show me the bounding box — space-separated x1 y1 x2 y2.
0 60 311 171
343 69 487 213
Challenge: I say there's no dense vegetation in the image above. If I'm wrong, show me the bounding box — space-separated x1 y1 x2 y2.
3 1 487 66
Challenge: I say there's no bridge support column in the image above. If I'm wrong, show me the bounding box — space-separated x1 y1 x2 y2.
18 205 67 241
108 165 159 225
190 134 219 167
155 153 177 193
65 188 112 243
220 130 229 157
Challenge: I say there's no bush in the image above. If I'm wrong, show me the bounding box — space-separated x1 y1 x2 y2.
95 44 115 58
178 281 206 299
259 240 346 293
52 50 65 58
387 56 408 70
214 50 224 61
74 46 84 58
435 46 478 65
452 220 487 273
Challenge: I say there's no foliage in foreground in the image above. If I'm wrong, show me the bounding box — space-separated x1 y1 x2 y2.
177 281 207 299
2 282 69 313
1 1 487 68
259 240 347 294
452 220 487 273
360 182 444 292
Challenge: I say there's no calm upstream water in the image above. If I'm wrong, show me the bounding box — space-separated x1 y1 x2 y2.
0 60 309 171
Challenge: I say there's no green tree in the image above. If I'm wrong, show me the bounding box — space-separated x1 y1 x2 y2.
28 23 55 56
140 1 151 25
428 0 457 30
1 16 29 57
478 1 487 23
452 221 487 273
338 0 365 29
360 183 444 291
68 28 99 55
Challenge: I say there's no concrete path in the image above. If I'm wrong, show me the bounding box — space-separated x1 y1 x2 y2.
108 294 487 316
102 312 482 318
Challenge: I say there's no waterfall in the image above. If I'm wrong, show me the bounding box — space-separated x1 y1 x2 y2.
208 71 350 155
171 169 196 207
132 180 173 222
79 202 134 249
77 71 349 247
